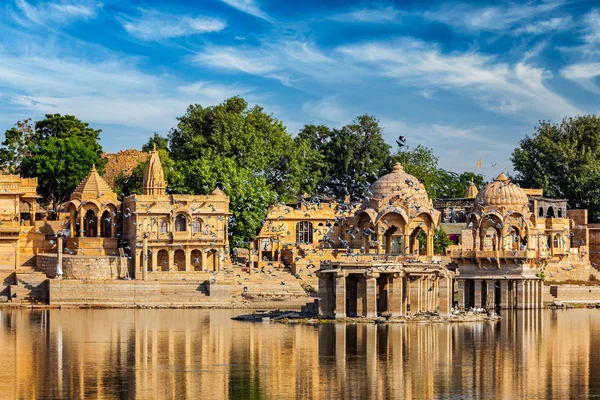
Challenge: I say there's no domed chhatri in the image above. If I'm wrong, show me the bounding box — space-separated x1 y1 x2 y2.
475 173 529 210
464 179 478 199
367 162 432 214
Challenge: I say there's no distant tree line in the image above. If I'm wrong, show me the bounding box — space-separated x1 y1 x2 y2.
1 96 493 247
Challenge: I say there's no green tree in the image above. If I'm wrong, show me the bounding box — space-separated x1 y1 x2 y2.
177 156 276 248
436 171 486 198
0 114 106 213
511 116 600 221
0 119 35 174
394 144 441 197
433 227 454 254
299 115 392 199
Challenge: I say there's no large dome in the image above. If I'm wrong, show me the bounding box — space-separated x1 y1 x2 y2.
367 163 432 213
475 173 529 208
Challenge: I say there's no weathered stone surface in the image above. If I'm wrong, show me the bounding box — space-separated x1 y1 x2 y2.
102 149 149 189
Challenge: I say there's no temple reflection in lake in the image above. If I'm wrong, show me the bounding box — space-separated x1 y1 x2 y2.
1 309 599 399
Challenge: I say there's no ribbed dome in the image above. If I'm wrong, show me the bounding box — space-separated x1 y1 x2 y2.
464 180 478 198
367 163 431 212
475 173 528 208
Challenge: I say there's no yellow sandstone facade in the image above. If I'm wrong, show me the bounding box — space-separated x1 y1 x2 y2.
122 146 230 277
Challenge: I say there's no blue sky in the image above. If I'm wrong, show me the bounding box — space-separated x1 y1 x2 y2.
0 0 598 177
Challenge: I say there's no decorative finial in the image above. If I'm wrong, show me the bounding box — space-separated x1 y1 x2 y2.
91 164 97 172
393 162 404 172
153 143 156 151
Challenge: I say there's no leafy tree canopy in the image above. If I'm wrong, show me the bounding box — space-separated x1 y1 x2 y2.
512 115 600 221
0 114 105 212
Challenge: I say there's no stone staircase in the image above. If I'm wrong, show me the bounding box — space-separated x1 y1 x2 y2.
9 269 49 304
231 268 310 298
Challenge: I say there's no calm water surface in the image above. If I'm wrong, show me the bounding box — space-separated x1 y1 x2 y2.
1 308 599 399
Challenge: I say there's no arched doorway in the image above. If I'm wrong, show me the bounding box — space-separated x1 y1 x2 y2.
84 209 98 237
157 249 169 271
191 249 201 271
174 249 186 271
101 210 111 237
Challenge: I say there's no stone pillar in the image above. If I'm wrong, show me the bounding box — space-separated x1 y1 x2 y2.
334 271 347 319
183 248 191 272
31 202 36 225
377 234 384 254
356 277 366 316
249 242 255 272
426 233 434 257
486 280 496 309
168 249 174 272
516 280 525 309
79 212 84 237
457 280 465 310
201 250 207 271
438 273 451 317
538 280 544 309
142 234 148 281
317 273 333 318
111 215 116 238
70 211 75 237
257 240 262 262
409 276 421 313
363 272 379 318
151 248 158 272
56 235 63 278
500 280 510 309
474 279 483 308
388 273 404 317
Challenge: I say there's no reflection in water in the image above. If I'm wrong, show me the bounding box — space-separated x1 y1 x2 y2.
1 309 599 399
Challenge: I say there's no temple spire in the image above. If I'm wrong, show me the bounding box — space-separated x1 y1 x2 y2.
142 145 166 196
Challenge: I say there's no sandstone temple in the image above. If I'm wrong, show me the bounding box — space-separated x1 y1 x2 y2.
1 151 600 312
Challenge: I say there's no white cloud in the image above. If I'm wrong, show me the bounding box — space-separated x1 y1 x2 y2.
218 0 273 22
337 38 579 118
118 9 226 41
583 8 600 45
331 6 399 23
561 62 600 92
0 51 255 131
513 16 572 35
193 41 335 86
425 1 564 32
302 97 350 125
11 0 99 26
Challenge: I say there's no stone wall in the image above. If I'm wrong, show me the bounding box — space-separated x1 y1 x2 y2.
48 280 232 307
102 149 149 189
37 254 128 280
545 284 600 302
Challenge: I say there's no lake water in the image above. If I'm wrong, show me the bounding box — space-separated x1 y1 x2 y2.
1 308 599 399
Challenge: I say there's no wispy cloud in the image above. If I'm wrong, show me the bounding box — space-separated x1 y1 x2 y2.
0 51 255 132
513 16 572 35
10 0 99 26
218 0 273 22
331 6 400 23
118 9 226 41
302 97 351 125
337 38 579 118
561 62 600 92
425 1 564 33
193 40 335 86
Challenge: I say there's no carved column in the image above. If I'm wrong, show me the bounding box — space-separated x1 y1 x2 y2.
426 233 434 257
500 280 510 309
388 272 405 317
457 280 466 310
363 271 379 318
151 248 158 272
516 280 525 309
474 279 483 308
486 279 496 309
538 280 544 309
111 214 116 238
409 276 421 313
334 271 347 319
79 211 84 237
56 235 63 278
317 272 333 318
185 248 191 272
142 233 148 281
168 249 175 272
438 272 452 317
201 250 207 271
357 277 366 316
